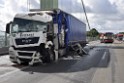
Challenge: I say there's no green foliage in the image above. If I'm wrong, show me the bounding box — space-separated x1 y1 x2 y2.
87 28 99 37
119 32 124 34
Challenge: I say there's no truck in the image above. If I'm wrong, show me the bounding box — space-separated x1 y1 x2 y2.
100 32 114 43
116 34 123 41
5 0 86 65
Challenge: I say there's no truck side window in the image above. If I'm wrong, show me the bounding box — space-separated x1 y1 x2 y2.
12 24 19 33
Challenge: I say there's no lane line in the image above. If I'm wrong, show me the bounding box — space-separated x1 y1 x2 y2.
102 51 107 60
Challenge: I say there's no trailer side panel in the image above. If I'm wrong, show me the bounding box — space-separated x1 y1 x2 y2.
67 15 86 45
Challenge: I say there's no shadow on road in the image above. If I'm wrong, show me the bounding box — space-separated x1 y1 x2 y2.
21 48 110 73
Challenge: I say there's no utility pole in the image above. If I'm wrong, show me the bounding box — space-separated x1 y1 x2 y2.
81 0 91 30
27 0 28 11
27 0 30 11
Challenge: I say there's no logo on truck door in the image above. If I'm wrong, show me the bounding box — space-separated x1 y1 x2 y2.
22 39 32 43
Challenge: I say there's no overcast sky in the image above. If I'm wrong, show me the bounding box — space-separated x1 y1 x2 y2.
0 0 124 33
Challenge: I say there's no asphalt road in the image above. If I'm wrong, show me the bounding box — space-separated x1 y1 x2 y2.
0 40 124 83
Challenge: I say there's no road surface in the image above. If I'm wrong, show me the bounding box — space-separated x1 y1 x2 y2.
0 40 124 83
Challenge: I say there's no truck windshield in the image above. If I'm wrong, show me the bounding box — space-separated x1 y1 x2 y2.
12 18 47 33
104 33 113 37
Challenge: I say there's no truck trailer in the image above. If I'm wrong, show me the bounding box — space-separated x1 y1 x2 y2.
100 32 114 43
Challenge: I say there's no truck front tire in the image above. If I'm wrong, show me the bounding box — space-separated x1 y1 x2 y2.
42 49 55 63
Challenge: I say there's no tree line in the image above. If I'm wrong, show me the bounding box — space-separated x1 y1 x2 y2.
87 28 99 37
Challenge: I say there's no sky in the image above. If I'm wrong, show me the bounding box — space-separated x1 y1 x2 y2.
0 0 124 33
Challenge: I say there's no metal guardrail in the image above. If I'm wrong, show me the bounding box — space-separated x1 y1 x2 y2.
87 37 99 42
0 47 9 55
0 35 9 55
0 36 5 47
0 35 9 47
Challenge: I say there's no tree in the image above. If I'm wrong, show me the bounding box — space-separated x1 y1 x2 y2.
119 32 124 34
87 28 99 37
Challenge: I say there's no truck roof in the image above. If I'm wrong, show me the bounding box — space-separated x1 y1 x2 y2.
14 12 52 23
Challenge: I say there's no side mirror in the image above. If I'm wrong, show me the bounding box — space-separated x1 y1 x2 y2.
6 23 10 34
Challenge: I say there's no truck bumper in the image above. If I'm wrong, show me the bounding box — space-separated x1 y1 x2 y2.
9 47 37 63
104 39 114 43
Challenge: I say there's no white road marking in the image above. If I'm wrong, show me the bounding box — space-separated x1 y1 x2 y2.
102 52 107 60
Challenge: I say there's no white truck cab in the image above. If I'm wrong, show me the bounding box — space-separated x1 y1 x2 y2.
6 12 58 65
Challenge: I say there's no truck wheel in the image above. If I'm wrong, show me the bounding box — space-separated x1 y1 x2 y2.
42 49 55 63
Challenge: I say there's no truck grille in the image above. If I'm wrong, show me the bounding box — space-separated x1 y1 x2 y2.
18 52 33 57
15 37 39 45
